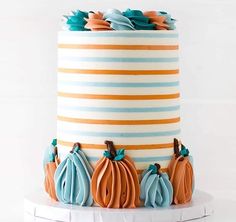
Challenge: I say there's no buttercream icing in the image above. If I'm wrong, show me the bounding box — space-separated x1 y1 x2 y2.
144 11 169 30
123 9 155 30
85 11 112 31
54 143 93 206
91 141 140 208
157 11 176 30
65 10 89 31
140 164 173 208
167 139 194 204
103 9 135 30
44 139 60 201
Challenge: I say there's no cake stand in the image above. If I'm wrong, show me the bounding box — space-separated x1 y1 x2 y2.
24 190 213 222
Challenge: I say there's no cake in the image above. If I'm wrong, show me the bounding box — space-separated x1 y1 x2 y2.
44 9 194 209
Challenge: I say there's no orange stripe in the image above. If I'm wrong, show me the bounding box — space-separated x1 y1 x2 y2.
58 68 179 75
57 92 180 100
57 116 180 125
57 139 173 150
58 44 179 50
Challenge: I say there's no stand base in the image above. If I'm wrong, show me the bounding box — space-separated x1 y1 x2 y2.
24 190 213 222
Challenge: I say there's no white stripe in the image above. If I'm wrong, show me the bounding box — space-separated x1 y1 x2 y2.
57 97 180 108
57 121 180 133
58 36 178 46
58 73 180 83
57 133 180 145
58 61 179 70
58 49 178 58
58 85 179 95
58 145 173 158
57 109 180 120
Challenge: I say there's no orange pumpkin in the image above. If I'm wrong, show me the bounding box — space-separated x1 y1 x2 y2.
167 138 194 204
44 144 60 201
91 140 140 208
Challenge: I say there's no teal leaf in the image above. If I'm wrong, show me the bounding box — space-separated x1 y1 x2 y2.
51 139 57 147
116 149 125 156
104 151 112 158
180 144 189 157
148 164 157 174
114 154 125 161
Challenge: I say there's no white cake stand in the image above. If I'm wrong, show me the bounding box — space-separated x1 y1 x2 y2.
24 190 213 222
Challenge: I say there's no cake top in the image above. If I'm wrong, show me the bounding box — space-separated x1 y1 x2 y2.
63 8 176 31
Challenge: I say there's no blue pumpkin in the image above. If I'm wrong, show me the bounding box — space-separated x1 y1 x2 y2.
54 143 93 206
140 164 173 208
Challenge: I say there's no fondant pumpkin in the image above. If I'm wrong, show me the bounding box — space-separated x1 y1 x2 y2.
140 163 173 208
54 143 93 206
167 138 194 204
44 139 60 201
91 140 140 208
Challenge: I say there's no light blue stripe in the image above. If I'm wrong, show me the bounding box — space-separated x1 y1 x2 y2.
58 81 179 88
59 57 178 63
88 155 172 163
61 32 178 38
58 105 180 113
58 129 181 138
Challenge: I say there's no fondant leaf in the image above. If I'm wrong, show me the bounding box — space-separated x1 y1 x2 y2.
103 150 112 158
148 164 157 174
114 154 125 161
51 139 57 147
117 149 125 156
180 144 189 157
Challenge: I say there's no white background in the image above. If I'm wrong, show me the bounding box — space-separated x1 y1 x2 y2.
0 0 236 221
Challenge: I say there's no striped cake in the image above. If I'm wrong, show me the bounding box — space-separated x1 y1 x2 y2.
57 30 180 174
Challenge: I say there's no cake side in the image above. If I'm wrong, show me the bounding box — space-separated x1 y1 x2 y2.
57 30 180 174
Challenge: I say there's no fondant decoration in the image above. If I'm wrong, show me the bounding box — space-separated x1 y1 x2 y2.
157 11 176 30
44 139 60 201
123 9 155 30
144 11 169 30
85 11 112 31
54 143 93 206
91 140 140 208
140 163 173 207
65 10 89 31
167 138 194 204
103 9 135 30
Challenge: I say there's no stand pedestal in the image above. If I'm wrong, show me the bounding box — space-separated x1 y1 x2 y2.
24 190 213 222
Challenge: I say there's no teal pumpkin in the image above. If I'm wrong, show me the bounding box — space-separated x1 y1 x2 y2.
54 143 93 206
140 163 173 207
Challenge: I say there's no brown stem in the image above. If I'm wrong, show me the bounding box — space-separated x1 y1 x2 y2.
173 138 180 157
105 140 116 159
54 147 58 157
154 163 161 175
71 142 81 153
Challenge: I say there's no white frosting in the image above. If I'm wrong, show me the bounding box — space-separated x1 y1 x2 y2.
57 30 180 172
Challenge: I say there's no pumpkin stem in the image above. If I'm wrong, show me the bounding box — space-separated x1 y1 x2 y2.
71 142 81 153
154 163 161 175
173 138 180 157
54 147 58 157
105 140 116 159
